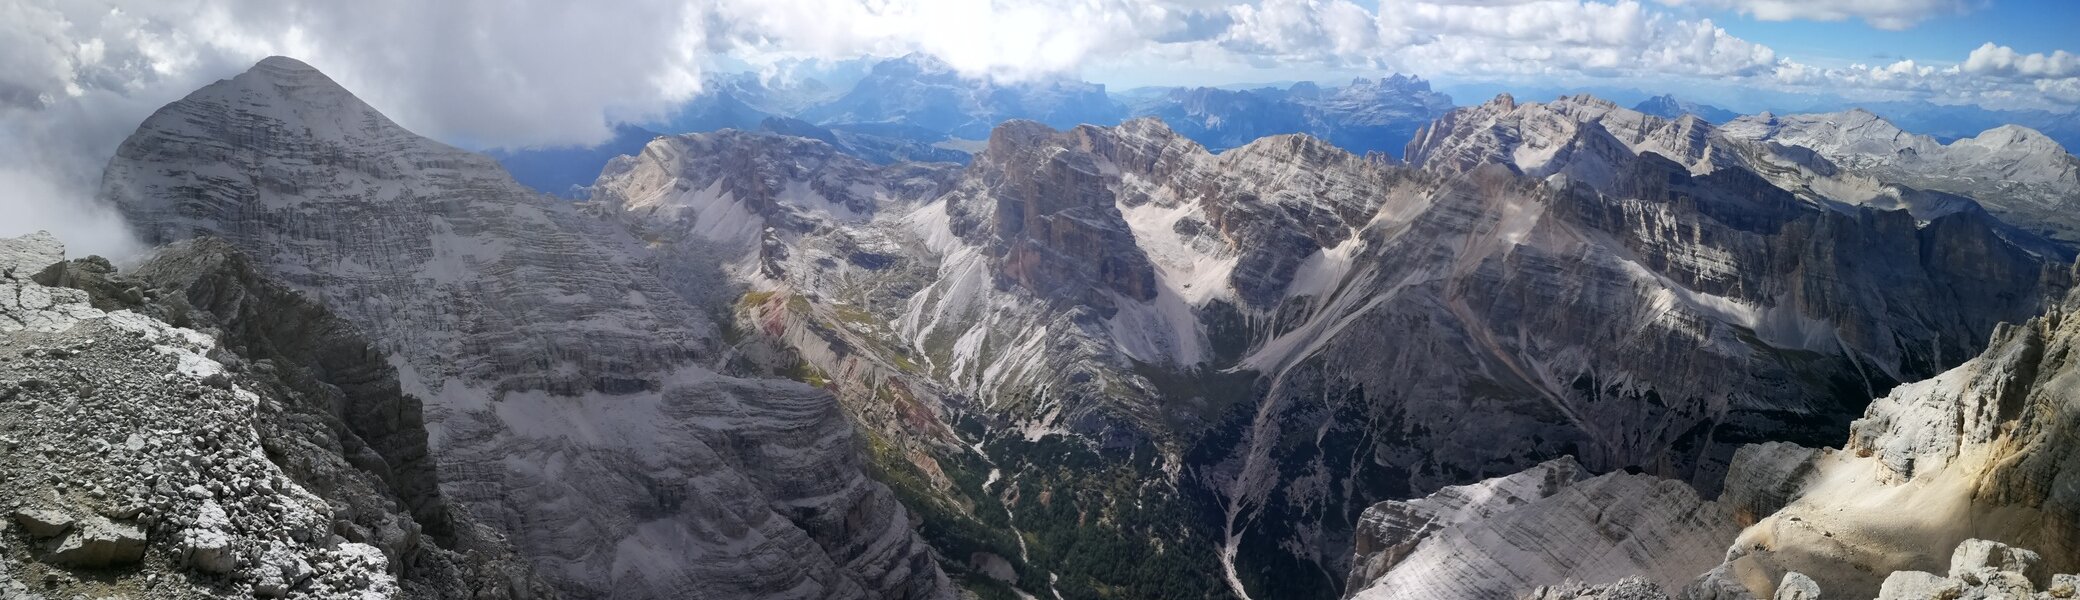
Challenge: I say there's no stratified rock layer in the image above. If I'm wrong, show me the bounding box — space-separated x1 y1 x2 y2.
1342 459 1741 600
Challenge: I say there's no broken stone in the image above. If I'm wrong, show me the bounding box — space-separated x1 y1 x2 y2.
1949 538 2043 583
1877 571 1960 600
181 500 239 575
1773 571 1821 600
46 517 147 568
250 548 314 598
2047 574 2079 598
98 504 144 520
11 507 74 538
180 527 238 575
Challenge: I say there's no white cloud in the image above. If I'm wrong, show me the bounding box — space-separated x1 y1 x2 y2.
1218 0 1383 65
1963 42 2080 79
1 0 714 151
1654 0 1974 30
1373 0 1781 78
699 0 1198 83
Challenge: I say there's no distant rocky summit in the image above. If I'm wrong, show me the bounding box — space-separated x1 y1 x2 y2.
1130 75 1455 156
1632 94 1739 124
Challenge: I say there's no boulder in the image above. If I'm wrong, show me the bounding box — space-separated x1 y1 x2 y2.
1877 571 1957 600
46 517 147 568
1772 572 1820 600
10 507 74 538
1949 538 2042 583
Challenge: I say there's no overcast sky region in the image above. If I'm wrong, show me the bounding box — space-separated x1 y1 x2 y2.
2 0 2076 256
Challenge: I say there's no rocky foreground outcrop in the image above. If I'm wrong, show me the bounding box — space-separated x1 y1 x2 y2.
1505 539 2080 600
100 56 951 600
1 231 550 599
1342 266 2080 599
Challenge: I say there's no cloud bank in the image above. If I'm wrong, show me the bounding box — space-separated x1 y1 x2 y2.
1653 0 1976 30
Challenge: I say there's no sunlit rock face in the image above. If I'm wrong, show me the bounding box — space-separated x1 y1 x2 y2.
1341 274 2080 600
1340 458 1743 600
101 56 951 600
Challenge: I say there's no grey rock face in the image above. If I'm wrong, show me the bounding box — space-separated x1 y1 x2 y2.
1345 458 1586 596
1520 577 1672 600
105 55 711 398
1678 285 2080 599
949 120 1162 309
1717 443 1822 523
1344 468 1739 600
101 57 951 600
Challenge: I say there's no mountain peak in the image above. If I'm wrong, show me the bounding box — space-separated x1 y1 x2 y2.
982 119 1061 158
877 52 956 77
1972 123 2061 147
253 55 319 73
238 55 347 91
1551 94 1620 111
219 55 360 100
1632 94 1738 123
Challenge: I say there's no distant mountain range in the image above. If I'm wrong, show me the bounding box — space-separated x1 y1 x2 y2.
1129 75 1456 157
491 58 1458 195
489 59 2080 211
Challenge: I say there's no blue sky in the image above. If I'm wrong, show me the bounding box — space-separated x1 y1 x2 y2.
1685 1 2080 67
1075 1 2079 117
